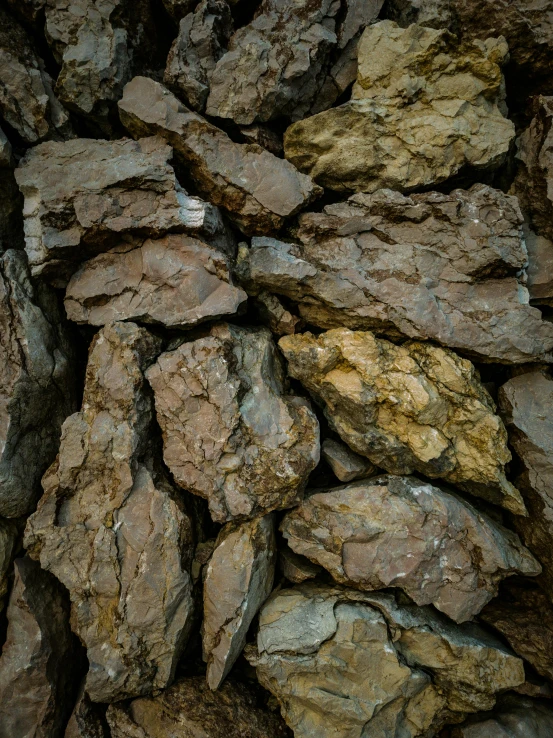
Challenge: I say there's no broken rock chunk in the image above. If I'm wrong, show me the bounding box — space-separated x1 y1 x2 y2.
321 438 376 482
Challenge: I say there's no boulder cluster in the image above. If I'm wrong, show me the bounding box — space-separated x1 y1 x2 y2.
0 1 552 737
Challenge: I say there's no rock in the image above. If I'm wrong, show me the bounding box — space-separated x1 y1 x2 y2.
64 234 247 328
164 0 234 112
0 557 82 738
0 519 17 609
0 126 23 250
118 76 322 236
525 227 553 306
238 125 283 156
498 372 553 594
281 475 540 623
250 290 300 337
24 322 196 703
0 126 12 168
279 547 322 584
15 135 226 284
284 21 514 193
480 579 553 682
0 249 76 518
246 583 525 738
162 0 200 23
321 438 376 482
146 323 320 522
237 186 553 364
384 0 454 29
65 685 109 738
106 676 291 738
203 514 276 689
279 328 525 515
0 7 72 144
450 695 553 738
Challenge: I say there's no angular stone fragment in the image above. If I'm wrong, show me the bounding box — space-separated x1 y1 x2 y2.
15 135 226 284
0 250 76 518
65 234 247 328
280 547 322 584
106 676 291 738
118 76 321 235
281 475 539 622
146 323 319 522
252 291 300 336
0 557 81 738
247 583 525 738
165 0 233 112
237 186 553 364
525 227 553 306
24 322 195 703
203 515 276 689
65 685 109 738
322 438 375 482
284 21 514 193
279 329 525 515
451 695 553 738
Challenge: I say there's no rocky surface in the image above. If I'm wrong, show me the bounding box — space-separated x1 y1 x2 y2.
203 514 276 689
237 185 553 364
247 583 525 738
24 322 196 703
450 695 553 738
146 323 319 522
284 21 514 193
279 546 322 584
118 76 322 235
321 438 376 482
0 557 81 738
64 685 109 738
279 328 525 514
525 228 553 306
0 518 17 610
64 234 247 328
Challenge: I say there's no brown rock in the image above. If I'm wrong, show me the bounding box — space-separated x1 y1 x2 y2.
118 76 321 236
450 694 553 738
525 227 553 306
24 322 196 703
146 323 320 522
279 328 525 515
250 289 300 337
322 438 376 482
279 547 323 584
65 685 109 738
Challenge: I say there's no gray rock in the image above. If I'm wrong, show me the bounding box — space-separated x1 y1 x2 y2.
322 438 376 482
451 695 553 738
146 323 320 523
525 227 553 306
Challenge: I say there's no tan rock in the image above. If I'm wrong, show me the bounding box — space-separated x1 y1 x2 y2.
146 323 319 522
24 322 196 702
279 547 323 584
279 329 525 515
322 438 376 482
284 21 514 193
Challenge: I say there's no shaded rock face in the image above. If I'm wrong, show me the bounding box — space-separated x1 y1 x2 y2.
237 185 553 364
162 0 201 23
0 249 76 518
118 76 322 236
279 328 525 514
64 234 247 328
24 322 196 703
146 323 320 522
247 583 525 738
321 437 376 482
0 519 17 610
203 514 276 689
0 125 24 251
525 228 553 306
281 475 539 622
106 676 291 738
451 695 553 738
64 685 109 738
0 557 82 738
284 21 514 193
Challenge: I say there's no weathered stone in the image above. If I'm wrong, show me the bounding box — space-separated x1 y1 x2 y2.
106 676 291 738
450 695 553 738
247 583 525 738
203 514 276 689
162 0 200 22
0 518 17 609
15 135 226 284
525 227 553 306
322 438 376 482
24 322 196 703
238 125 283 156
64 234 247 328
280 546 323 584
0 557 81 738
279 329 525 515
0 249 76 518
284 21 514 193
237 186 553 364
0 7 72 144
251 290 300 336
384 0 454 29
65 685 109 738
146 323 319 522
118 76 321 236
165 0 233 112
281 475 540 623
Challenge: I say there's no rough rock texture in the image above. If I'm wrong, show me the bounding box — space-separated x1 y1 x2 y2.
280 547 322 584
237 186 553 364
165 0 234 112
247 583 525 738
321 438 376 482
281 475 539 622
205 0 384 124
15 135 226 284
118 76 322 236
251 290 300 336
146 323 319 522
203 514 276 689
279 328 525 515
450 695 553 738
0 557 81 738
24 322 196 703
106 676 291 737
284 21 514 193
0 249 76 518
525 228 553 306
65 685 109 738
0 518 17 609
384 0 454 29
64 234 247 328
